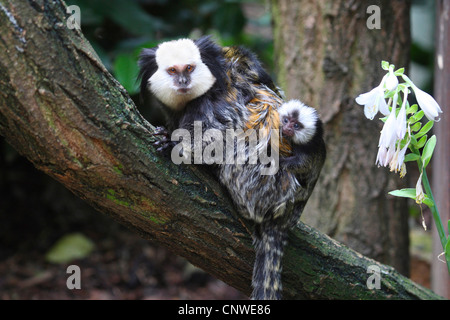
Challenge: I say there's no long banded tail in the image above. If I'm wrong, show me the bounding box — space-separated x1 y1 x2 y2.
251 224 288 300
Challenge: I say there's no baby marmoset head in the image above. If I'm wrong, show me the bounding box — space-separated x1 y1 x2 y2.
278 100 319 145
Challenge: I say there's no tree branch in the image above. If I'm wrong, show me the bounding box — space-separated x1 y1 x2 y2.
0 0 441 299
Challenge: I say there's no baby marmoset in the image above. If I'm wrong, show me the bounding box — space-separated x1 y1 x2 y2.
219 98 325 300
278 99 326 223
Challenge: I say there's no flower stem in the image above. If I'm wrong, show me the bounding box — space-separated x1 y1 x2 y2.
420 165 450 275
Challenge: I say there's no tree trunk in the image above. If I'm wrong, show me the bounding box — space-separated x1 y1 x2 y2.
0 0 439 299
271 0 411 275
432 0 450 299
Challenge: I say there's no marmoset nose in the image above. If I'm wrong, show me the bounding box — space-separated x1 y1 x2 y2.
178 76 189 85
283 128 294 137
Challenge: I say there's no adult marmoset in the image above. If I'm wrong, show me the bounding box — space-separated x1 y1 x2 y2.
138 37 309 300
138 36 286 159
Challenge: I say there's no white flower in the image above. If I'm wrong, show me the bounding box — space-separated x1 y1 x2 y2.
413 86 443 122
376 139 396 168
396 89 408 140
378 93 398 149
356 75 389 120
375 146 387 167
385 140 396 166
415 171 427 230
403 75 443 122
385 67 399 91
415 172 425 204
389 139 410 176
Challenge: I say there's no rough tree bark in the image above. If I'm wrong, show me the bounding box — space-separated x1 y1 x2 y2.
0 0 440 299
432 0 450 299
271 0 411 275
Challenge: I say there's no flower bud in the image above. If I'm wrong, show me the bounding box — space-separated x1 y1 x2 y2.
413 86 443 121
385 68 398 91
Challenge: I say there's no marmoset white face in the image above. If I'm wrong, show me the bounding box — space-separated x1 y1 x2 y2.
279 100 318 145
147 39 216 111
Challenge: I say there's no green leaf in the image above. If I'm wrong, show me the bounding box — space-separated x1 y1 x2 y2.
410 122 422 132
399 136 410 149
416 135 427 149
422 196 435 208
212 3 246 37
389 188 417 200
45 233 95 264
421 135 436 168
414 121 434 139
410 135 418 147
105 0 165 36
406 103 418 115
388 188 434 207
381 61 390 70
113 53 140 94
394 67 405 76
408 110 425 124
408 142 421 157
404 153 420 163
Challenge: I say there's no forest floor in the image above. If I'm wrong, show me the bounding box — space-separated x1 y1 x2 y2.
0 222 248 300
0 222 430 300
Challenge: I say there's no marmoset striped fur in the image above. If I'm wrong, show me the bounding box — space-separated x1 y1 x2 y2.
219 97 325 300
138 36 324 300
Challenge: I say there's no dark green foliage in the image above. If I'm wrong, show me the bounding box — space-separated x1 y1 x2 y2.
66 0 271 95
